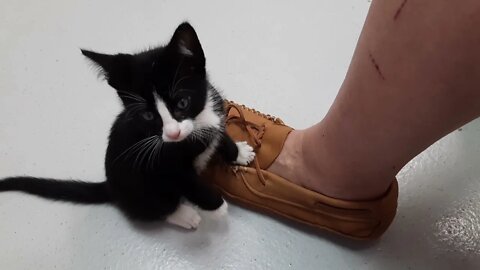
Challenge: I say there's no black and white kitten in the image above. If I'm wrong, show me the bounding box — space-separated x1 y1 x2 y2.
0 22 255 229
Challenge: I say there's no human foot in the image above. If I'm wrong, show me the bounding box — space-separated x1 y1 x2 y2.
202 101 398 239
267 126 394 200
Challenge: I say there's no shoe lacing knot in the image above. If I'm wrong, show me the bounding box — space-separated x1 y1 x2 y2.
226 102 265 150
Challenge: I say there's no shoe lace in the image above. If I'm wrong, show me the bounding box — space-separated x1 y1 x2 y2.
225 102 265 150
225 101 284 186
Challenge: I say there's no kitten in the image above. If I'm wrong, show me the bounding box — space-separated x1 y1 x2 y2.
0 22 255 229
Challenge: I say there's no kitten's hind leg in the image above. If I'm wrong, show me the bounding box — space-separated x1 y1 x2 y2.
208 200 228 219
166 204 202 229
181 169 227 218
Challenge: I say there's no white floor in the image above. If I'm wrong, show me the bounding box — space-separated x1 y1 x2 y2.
1 0 479 269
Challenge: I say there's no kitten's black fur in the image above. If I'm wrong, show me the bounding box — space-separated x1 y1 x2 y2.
0 22 242 222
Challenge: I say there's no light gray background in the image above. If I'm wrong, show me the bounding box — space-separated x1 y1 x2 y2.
1 0 479 269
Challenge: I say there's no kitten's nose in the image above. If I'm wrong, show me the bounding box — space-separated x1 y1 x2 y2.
166 130 181 140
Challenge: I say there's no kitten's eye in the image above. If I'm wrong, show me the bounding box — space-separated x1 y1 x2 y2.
177 97 191 110
141 111 154 121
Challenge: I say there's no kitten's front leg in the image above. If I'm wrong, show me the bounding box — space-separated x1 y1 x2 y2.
218 134 255 165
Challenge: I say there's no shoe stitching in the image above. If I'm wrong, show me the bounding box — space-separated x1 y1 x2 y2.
226 100 285 125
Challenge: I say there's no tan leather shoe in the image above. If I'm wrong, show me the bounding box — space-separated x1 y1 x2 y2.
202 101 398 240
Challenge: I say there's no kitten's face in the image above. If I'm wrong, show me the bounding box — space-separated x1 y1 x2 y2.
82 22 220 143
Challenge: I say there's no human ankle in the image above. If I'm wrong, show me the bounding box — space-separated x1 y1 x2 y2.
301 122 395 200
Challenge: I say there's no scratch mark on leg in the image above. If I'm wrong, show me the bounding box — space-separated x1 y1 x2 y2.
394 0 408 20
368 52 385 80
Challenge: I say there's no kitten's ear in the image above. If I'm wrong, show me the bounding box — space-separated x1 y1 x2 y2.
81 49 133 91
167 22 205 67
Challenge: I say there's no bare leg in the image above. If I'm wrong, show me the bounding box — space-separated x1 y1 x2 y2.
269 0 480 200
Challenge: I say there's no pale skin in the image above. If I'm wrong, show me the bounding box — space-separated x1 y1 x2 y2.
268 0 480 200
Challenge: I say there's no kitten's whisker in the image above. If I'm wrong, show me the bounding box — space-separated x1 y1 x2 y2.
122 139 154 161
126 107 145 116
132 142 151 170
123 140 156 165
190 131 208 147
118 90 143 98
126 102 146 108
125 103 147 118
121 95 144 103
153 141 163 167
147 146 156 170
117 91 145 102
126 108 143 118
157 141 164 159
125 104 147 112
145 138 160 171
148 140 161 170
113 136 155 161
142 138 160 169
112 136 157 165
134 138 158 170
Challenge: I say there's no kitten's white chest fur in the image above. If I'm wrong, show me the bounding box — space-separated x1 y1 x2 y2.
194 135 221 173
191 89 223 173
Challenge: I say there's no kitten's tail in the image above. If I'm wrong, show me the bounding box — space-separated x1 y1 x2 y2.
0 177 110 204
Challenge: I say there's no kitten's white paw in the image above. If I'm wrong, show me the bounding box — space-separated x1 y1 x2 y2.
234 141 255 165
166 204 202 229
208 200 228 219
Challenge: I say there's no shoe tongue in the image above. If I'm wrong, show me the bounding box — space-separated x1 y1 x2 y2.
254 123 293 169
